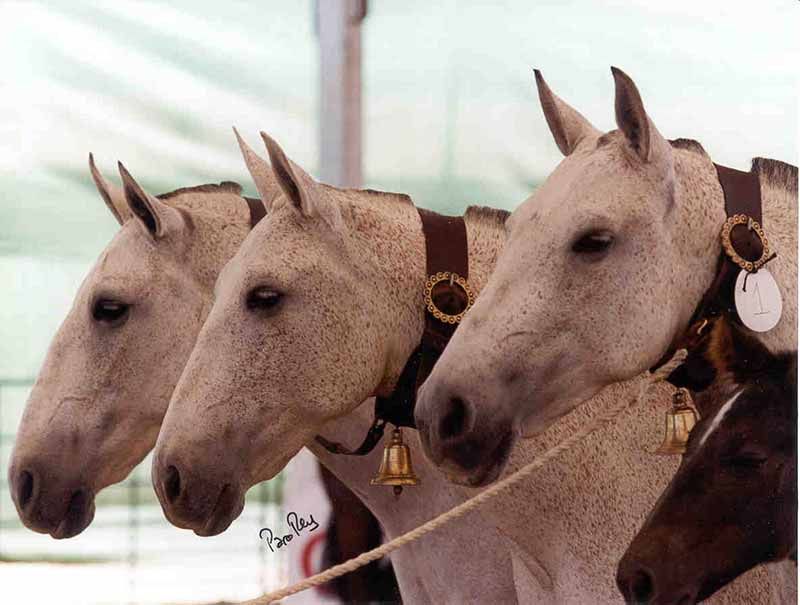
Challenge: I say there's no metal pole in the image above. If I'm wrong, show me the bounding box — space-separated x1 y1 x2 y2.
128 472 138 605
316 0 367 187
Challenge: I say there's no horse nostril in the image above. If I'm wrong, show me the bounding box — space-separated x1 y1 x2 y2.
439 396 470 441
17 470 35 509
630 569 655 603
164 465 182 503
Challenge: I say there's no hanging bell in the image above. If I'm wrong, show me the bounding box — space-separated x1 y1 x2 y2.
654 388 700 456
371 427 420 496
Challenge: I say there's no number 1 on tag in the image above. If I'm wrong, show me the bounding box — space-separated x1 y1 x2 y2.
734 268 782 332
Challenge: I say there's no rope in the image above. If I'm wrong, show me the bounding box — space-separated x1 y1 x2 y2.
242 350 687 604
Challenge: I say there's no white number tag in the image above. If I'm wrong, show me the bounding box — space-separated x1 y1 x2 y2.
734 268 782 333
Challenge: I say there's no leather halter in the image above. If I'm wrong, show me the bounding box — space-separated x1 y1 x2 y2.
658 162 768 380
316 208 472 456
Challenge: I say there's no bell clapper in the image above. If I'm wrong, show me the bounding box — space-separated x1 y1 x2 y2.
370 427 420 495
654 388 701 456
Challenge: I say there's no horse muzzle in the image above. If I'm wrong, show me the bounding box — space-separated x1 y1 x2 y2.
152 453 245 537
9 462 96 539
617 540 701 605
415 380 517 486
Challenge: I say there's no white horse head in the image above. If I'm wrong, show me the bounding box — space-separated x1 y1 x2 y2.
151 131 512 535
8 155 262 537
151 131 430 535
415 68 797 485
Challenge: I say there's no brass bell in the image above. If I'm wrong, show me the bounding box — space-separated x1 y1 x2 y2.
371 427 420 496
654 388 700 456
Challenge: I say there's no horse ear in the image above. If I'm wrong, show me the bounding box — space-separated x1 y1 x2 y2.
611 67 672 164
89 154 131 225
707 318 774 380
117 162 182 239
259 131 342 229
534 70 599 156
233 127 282 210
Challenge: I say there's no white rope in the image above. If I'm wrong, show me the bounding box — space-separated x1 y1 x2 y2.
240 350 687 604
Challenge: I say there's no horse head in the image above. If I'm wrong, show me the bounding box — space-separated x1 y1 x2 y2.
415 67 796 486
151 131 430 535
617 318 797 603
8 156 257 538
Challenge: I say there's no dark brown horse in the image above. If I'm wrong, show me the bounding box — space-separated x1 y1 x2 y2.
319 464 400 604
617 318 797 604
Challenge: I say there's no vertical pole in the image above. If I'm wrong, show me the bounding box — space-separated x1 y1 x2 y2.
128 471 138 605
316 0 367 188
0 384 3 550
258 480 268 592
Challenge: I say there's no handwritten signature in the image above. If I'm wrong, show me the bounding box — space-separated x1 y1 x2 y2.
259 511 320 553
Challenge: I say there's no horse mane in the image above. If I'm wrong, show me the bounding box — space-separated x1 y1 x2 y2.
665 139 797 195
465 205 510 227
157 181 243 200
359 187 413 203
322 182 415 208
751 157 798 195
334 185 508 228
668 138 707 155
665 140 797 198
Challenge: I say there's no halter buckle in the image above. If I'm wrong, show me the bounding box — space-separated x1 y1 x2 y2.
423 271 475 324
720 214 771 272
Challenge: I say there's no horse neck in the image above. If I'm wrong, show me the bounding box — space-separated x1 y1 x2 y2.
165 191 253 291
345 196 509 397
669 151 797 352
309 199 508 527
754 162 798 351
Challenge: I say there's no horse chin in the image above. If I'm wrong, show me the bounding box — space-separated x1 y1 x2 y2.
450 458 506 488
443 430 516 488
50 489 96 539
194 484 246 537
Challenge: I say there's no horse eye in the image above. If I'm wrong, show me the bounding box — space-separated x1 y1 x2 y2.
246 287 283 312
572 231 615 256
92 299 129 324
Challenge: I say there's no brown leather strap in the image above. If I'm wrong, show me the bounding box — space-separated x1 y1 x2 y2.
415 208 470 386
716 164 762 223
658 163 764 378
418 208 469 277
245 196 267 228
376 209 471 428
690 164 763 322
316 208 472 454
